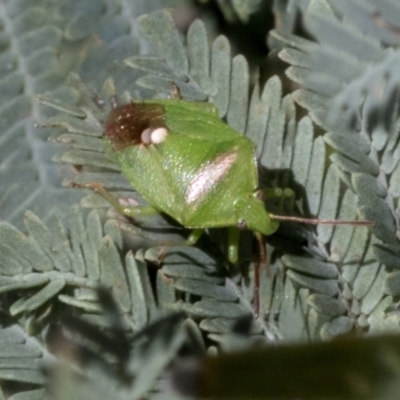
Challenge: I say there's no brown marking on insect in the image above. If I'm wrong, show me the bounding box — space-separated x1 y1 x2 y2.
105 103 167 150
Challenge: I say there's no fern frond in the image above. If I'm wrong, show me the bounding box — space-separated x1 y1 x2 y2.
272 0 400 133
0 319 52 389
198 0 263 23
268 0 400 338
0 206 159 334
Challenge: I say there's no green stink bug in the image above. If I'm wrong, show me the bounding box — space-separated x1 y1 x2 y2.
75 95 373 315
104 99 280 239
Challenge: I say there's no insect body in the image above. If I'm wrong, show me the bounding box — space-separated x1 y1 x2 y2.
79 97 373 317
104 99 279 240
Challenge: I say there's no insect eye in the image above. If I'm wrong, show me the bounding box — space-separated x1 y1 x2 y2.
237 219 247 230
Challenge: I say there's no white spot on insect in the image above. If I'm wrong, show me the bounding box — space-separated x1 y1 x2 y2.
140 127 168 145
185 150 238 204
150 127 168 144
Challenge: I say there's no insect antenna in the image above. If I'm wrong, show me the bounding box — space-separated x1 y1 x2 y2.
268 214 375 226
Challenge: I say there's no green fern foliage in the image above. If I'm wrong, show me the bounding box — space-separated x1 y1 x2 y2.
0 321 48 388
0 206 149 321
270 0 400 335
198 0 263 23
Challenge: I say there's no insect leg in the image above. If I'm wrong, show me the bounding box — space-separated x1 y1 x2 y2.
186 228 205 245
262 187 294 199
261 187 294 212
155 229 204 264
227 227 240 264
69 181 159 217
254 232 267 319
